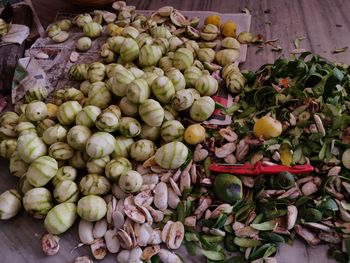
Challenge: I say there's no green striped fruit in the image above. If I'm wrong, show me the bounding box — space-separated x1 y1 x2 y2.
49 142 74 160
23 187 53 219
165 68 186 91
16 121 36 136
69 150 89 169
215 49 240 66
67 125 92 150
139 124 160 141
42 124 67 145
36 119 56 137
73 13 93 28
118 170 143 193
120 38 139 62
57 101 82 125
46 24 61 38
169 36 183 51
86 132 116 158
86 155 110 174
136 33 153 48
25 101 48 122
0 189 22 220
87 62 106 83
151 76 175 104
95 111 119 132
195 75 218 96
118 117 141 137
9 152 29 178
53 180 79 203
138 45 163 67
158 56 173 71
77 195 106 222
87 82 111 109
143 66 164 76
196 48 216 63
106 68 135 97
129 67 145 79
119 97 139 117
150 26 171 39
154 38 169 55
26 156 58 187
105 157 132 181
171 89 194 111
103 105 122 119
141 72 159 86
184 66 203 88
75 106 101 128
226 71 246 94
173 48 194 71
160 120 185 142
126 78 151 104
112 136 134 158
0 111 19 126
69 63 88 81
83 22 102 38
189 96 215 122
17 134 47 163
163 105 178 122
139 99 164 127
79 174 111 196
44 203 77 234
122 26 139 39
52 166 77 187
105 64 123 79
19 175 34 194
130 139 157 162
107 36 125 53
76 37 92 52
221 63 239 80
64 88 85 103
154 142 189 169
0 139 17 159
25 85 48 103
53 89 66 106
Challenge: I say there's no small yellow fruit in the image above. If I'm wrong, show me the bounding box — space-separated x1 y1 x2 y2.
280 143 293 166
184 124 206 145
253 116 282 139
47 103 58 119
204 14 221 27
106 23 123 36
220 20 237 38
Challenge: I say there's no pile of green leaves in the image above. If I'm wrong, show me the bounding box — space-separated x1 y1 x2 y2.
184 53 350 263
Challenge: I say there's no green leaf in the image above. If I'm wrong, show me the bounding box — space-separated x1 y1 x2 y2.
212 214 228 229
250 220 277 231
202 250 226 261
234 237 262 247
184 240 197 256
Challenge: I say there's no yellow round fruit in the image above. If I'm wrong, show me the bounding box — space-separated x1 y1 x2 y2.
184 124 206 145
204 14 221 27
47 103 58 119
220 20 237 38
253 116 282 139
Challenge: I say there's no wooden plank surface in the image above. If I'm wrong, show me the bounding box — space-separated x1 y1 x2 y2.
1 0 350 262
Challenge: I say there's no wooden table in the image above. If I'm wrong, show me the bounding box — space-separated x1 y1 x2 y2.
1 0 349 262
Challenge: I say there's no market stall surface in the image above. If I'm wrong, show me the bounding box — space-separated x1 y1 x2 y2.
1 0 350 262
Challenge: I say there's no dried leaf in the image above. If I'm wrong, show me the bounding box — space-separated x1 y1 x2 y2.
294 36 305 49
241 7 251 15
251 34 264 44
332 46 348 53
271 45 282 52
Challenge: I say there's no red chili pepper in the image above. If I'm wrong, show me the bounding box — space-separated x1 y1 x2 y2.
209 161 314 176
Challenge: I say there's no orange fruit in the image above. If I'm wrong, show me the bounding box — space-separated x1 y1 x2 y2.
204 14 221 27
220 20 237 38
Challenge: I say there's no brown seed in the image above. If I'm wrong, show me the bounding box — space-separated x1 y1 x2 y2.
167 221 185 250
42 233 60 256
91 238 107 260
141 245 161 260
219 128 238 142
